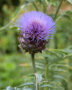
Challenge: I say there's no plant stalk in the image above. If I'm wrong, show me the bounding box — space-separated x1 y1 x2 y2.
32 2 39 11
54 0 63 20
45 58 49 90
31 53 39 90
31 53 36 74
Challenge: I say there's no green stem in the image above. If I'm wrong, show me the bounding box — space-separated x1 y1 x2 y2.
35 73 40 90
31 53 36 74
54 0 63 20
45 58 49 90
32 2 39 11
41 1 47 13
31 54 39 90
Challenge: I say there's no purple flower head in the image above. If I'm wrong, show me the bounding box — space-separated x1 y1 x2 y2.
15 11 56 54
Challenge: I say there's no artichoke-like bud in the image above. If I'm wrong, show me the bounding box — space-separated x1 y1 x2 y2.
15 11 55 54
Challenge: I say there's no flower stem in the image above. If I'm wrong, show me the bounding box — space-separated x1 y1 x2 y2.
54 0 63 20
32 2 39 11
31 53 39 90
45 57 49 90
41 0 47 13
31 53 36 73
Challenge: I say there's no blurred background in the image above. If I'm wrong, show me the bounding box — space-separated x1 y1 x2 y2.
0 0 72 90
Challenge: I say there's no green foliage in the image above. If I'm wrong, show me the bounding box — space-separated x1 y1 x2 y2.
0 0 72 90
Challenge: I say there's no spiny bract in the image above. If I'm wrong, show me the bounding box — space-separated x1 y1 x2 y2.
15 11 56 54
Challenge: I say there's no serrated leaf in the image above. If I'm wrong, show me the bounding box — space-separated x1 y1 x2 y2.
22 88 33 90
18 82 34 87
40 84 53 88
26 0 36 3
49 64 68 72
6 86 14 90
54 75 65 80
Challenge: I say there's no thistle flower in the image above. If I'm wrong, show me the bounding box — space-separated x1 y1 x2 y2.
15 11 55 54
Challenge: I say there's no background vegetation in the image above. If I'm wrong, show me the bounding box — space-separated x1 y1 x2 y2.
0 0 72 90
